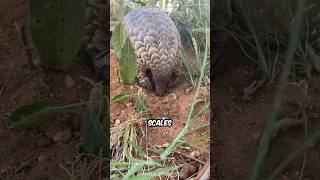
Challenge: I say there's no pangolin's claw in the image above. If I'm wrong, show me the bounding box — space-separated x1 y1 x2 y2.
139 77 154 90
168 75 181 89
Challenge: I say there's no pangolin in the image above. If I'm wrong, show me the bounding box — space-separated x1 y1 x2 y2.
123 6 182 96
82 0 108 84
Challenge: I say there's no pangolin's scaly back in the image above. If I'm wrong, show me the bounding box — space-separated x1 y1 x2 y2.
123 7 181 75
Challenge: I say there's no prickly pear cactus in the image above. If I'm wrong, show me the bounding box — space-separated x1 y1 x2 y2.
82 0 108 83
29 0 86 71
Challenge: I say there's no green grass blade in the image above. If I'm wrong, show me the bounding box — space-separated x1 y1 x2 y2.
123 163 144 180
233 0 270 78
267 129 320 180
129 140 147 158
160 24 209 160
250 0 307 179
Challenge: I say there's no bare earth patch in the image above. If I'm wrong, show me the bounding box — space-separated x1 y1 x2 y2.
0 0 104 179
110 50 210 173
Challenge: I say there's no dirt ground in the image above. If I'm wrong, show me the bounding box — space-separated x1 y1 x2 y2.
214 41 320 180
0 0 105 179
109 50 210 172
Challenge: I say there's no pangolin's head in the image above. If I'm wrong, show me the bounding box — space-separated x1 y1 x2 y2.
152 69 172 96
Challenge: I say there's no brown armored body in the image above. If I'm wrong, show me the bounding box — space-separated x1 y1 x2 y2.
82 0 108 84
123 7 182 96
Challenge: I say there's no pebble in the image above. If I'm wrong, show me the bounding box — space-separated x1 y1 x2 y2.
190 151 201 158
53 131 72 143
252 132 261 141
179 163 197 179
126 102 133 107
162 97 170 103
185 86 193 94
115 119 121 126
38 155 49 164
170 93 177 100
36 136 51 147
74 131 82 139
64 75 74 88
161 143 169 147
15 161 31 174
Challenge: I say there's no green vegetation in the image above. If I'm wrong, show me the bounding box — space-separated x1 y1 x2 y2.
110 0 210 179
29 0 86 71
229 0 320 179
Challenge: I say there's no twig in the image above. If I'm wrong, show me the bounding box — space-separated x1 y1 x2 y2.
59 163 75 178
0 84 5 96
173 151 205 165
13 22 35 68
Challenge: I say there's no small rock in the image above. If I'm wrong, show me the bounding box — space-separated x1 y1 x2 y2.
15 161 31 174
176 159 185 164
162 97 170 103
64 75 74 88
252 132 261 140
185 86 193 94
43 128 59 139
126 102 133 107
161 143 169 147
170 93 177 100
190 151 201 158
115 119 121 126
179 163 197 179
36 136 51 147
38 155 49 164
74 131 81 139
53 131 72 143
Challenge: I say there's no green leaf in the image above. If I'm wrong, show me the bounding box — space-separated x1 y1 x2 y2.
110 161 135 166
82 84 108 156
123 163 144 180
29 0 85 71
4 100 65 128
129 140 147 158
112 92 131 103
111 22 127 58
127 166 180 180
139 166 179 177
127 176 150 180
192 27 210 40
153 146 165 154
111 21 136 84
119 37 137 84
135 88 148 117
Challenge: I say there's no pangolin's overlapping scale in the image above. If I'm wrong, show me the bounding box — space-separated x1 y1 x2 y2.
123 7 181 75
82 0 108 83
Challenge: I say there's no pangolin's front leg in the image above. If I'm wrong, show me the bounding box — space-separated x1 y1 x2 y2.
136 58 154 90
168 70 182 89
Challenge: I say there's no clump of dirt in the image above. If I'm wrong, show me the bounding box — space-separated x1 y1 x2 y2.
214 42 320 179
0 0 105 179
110 49 210 174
